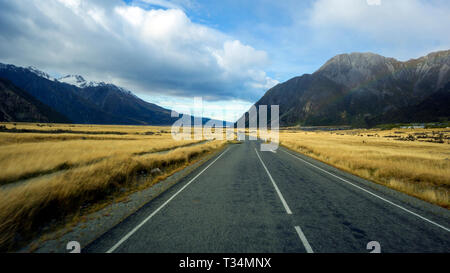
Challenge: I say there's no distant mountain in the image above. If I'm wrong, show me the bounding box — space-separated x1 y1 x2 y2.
241 50 450 127
76 82 177 125
0 64 178 125
0 77 70 123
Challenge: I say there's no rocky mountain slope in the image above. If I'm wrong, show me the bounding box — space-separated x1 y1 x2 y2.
244 50 450 127
0 77 70 123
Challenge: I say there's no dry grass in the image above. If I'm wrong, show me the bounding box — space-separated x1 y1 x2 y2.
0 136 203 185
279 128 450 208
0 122 170 134
0 122 230 251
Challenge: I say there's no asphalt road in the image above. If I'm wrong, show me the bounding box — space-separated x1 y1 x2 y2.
84 140 450 253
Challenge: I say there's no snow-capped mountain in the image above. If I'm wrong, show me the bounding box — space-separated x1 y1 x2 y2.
57 74 138 98
0 62 179 125
0 63 56 81
58 74 106 88
58 75 89 88
27 66 55 81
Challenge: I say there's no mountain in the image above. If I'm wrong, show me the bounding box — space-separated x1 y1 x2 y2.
58 75 92 88
368 81 450 125
0 77 70 123
242 50 450 127
76 82 177 125
0 64 178 125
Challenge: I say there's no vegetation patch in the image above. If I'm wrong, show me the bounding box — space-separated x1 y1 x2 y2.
0 123 233 251
0 140 227 251
280 128 450 209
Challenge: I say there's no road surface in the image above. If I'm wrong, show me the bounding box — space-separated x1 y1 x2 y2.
84 140 450 253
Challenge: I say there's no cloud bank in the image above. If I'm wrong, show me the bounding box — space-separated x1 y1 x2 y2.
0 0 277 102
306 0 450 59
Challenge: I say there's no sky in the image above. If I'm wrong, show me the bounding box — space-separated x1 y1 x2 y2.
0 0 449 122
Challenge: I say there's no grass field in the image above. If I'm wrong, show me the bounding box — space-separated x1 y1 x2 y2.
0 122 230 251
279 128 450 208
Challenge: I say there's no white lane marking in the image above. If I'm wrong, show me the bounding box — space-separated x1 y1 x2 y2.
282 149 450 233
255 148 292 214
294 226 314 253
106 148 231 253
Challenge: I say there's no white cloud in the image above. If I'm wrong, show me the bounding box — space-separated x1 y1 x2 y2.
132 0 194 11
57 0 81 10
308 0 450 48
212 40 268 73
0 0 275 102
136 93 253 122
138 0 183 10
210 40 278 91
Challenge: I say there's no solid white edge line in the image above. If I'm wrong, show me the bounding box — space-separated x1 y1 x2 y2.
282 149 450 233
106 147 231 253
255 148 293 214
294 226 314 253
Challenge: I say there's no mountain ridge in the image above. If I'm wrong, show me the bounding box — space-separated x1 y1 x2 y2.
0 77 70 123
0 63 179 125
242 49 450 127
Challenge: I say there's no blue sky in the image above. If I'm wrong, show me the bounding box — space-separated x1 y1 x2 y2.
0 0 449 121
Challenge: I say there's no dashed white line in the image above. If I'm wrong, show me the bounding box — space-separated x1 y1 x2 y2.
256 147 316 252
106 147 230 253
255 148 292 214
294 226 314 253
282 149 450 233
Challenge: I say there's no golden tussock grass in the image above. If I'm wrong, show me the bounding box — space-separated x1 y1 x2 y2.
0 122 169 134
0 134 201 185
0 123 229 251
0 140 227 251
279 128 450 208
